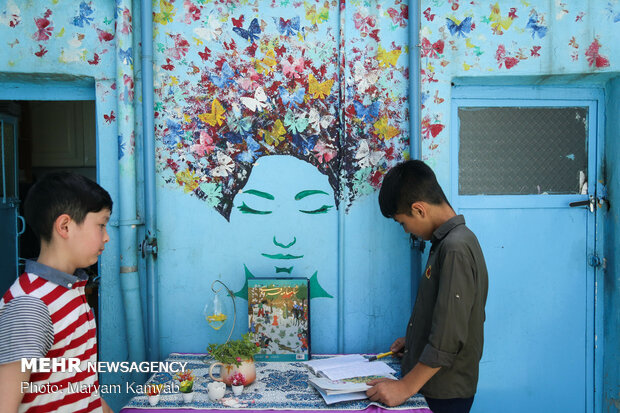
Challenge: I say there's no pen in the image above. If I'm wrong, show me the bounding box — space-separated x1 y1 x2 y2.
368 351 393 362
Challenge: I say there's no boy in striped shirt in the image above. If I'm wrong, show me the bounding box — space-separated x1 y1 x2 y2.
0 172 114 413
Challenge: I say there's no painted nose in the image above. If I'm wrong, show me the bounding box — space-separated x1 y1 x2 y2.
273 235 296 249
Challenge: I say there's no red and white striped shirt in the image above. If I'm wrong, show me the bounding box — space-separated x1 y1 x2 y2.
0 260 102 413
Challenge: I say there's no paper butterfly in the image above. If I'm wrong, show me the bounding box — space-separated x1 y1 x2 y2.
198 99 226 127
355 140 384 168
282 57 305 79
210 62 235 88
373 115 399 140
445 16 472 38
292 134 319 155
275 16 300 36
313 140 337 163
233 17 261 43
284 110 309 135
191 131 215 157
377 45 402 67
279 86 305 108
308 74 334 99
211 152 234 178
72 1 94 27
241 87 268 112
353 100 380 122
525 12 547 39
226 109 253 135
308 108 334 133
585 39 610 68
421 38 444 58
198 46 211 61
386 5 407 28
232 15 244 28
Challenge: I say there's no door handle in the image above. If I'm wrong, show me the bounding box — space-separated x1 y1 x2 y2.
569 196 594 213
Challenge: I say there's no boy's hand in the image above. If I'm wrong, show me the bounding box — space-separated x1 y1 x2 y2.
366 378 412 407
390 337 406 357
0 361 31 413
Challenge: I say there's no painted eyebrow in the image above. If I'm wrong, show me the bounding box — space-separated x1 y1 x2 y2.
295 190 329 200
244 189 275 200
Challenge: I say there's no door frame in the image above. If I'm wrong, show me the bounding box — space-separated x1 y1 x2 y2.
450 85 604 413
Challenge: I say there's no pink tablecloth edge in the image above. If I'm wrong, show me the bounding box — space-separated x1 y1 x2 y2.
119 407 432 413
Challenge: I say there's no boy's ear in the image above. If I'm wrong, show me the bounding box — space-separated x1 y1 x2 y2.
410 202 427 217
54 214 73 239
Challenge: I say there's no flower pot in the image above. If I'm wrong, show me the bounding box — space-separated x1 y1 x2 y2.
232 384 243 396
207 381 226 401
181 391 194 403
147 394 160 406
209 359 256 386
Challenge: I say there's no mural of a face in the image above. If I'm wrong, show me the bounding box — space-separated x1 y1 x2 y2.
230 155 337 299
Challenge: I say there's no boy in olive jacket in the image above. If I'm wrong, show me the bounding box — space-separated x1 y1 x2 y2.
367 160 488 413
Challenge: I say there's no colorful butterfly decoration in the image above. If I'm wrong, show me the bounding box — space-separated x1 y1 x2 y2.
254 49 277 75
279 86 305 108
386 5 408 28
104 111 116 124
96 28 114 42
154 0 175 25
373 115 399 140
33 9 53 41
282 57 305 79
585 39 610 68
191 131 215 158
421 115 444 139
88 53 100 65
308 74 334 99
292 134 319 156
274 16 300 37
119 48 133 65
421 38 445 58
355 140 384 168
198 99 226 127
489 3 514 35
198 46 211 61
313 139 337 163
305 3 329 25
423 7 435 21
161 58 175 71
308 108 334 133
210 62 235 88
445 16 472 38
525 11 547 39
72 1 94 27
240 87 269 112
238 136 262 163
353 101 380 122
261 119 287 147
233 17 261 43
34 44 48 58
211 152 234 178
495 44 519 69
377 45 402 67
284 110 309 135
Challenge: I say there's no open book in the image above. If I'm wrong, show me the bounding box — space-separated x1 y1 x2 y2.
302 354 395 381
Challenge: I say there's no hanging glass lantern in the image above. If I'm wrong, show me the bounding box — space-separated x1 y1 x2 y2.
203 279 236 344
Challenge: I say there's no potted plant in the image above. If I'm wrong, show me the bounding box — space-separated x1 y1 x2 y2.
230 372 245 396
207 333 259 386
146 383 164 406
175 370 195 403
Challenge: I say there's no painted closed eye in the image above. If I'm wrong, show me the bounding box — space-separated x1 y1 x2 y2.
299 205 333 214
237 202 272 215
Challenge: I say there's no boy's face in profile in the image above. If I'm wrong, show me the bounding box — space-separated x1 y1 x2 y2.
67 208 111 268
393 204 434 240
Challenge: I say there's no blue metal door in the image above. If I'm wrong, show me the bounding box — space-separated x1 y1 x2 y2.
451 87 602 413
0 114 22 295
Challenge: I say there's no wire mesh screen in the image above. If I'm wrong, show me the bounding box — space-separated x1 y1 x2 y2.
458 106 588 195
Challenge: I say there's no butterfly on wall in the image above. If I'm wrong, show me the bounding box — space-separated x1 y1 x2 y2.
210 62 235 88
104 111 116 124
191 131 215 157
211 152 235 178
525 12 547 39
421 115 444 139
445 16 472 38
279 86 305 108
495 44 519 69
284 109 309 135
489 4 514 35
377 44 402 67
194 16 223 42
238 136 263 163
254 49 277 75
198 98 226 127
34 45 48 58
386 5 408 28
585 39 610 68
72 1 94 27
261 119 287 147
240 87 269 112
282 57 305 79
233 17 261 43
119 47 133 65
88 53 100 65
33 9 53 42
308 74 334 99
308 108 334 133
355 139 384 168
353 100 380 122
312 139 337 163
161 58 175 71
154 0 174 25
274 16 300 37
97 28 114 42
373 115 399 140
423 7 435 21
421 38 444 58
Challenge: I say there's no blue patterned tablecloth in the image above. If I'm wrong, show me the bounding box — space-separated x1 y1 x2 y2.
120 353 430 411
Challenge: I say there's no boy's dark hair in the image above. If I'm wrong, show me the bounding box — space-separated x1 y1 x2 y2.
378 160 450 218
24 172 113 242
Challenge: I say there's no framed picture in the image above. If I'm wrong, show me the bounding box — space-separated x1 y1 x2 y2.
248 278 310 361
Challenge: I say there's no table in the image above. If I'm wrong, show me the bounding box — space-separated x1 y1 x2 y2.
120 353 432 412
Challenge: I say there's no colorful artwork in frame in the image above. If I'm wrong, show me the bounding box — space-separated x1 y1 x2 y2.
248 278 309 362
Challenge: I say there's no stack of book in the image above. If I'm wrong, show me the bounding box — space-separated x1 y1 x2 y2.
302 354 396 404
